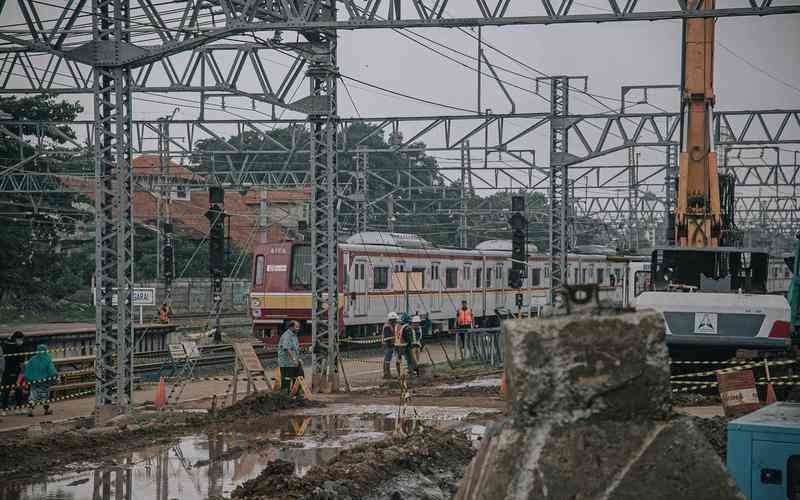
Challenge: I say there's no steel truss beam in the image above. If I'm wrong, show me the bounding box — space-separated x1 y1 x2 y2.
0 2 798 67
0 42 310 114
578 195 799 225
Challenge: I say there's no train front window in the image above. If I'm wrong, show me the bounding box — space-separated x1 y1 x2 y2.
254 255 265 286
530 267 541 286
289 244 312 289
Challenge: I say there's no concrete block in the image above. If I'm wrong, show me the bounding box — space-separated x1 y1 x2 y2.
503 311 671 423
456 311 744 500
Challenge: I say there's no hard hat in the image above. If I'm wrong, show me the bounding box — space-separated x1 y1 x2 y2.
387 312 399 320
411 315 421 323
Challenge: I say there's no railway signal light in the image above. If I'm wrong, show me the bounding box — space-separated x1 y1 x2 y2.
509 195 528 289
206 188 226 276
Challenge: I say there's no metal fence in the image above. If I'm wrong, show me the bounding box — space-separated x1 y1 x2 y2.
460 327 504 367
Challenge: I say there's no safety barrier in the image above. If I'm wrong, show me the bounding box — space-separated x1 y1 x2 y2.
670 358 796 379
458 328 504 368
0 388 95 416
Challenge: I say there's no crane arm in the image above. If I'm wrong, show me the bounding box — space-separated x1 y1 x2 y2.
676 0 723 248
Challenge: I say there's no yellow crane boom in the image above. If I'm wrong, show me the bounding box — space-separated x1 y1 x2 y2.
676 0 723 248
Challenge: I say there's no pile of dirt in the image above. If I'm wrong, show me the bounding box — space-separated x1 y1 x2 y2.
0 391 319 481
691 415 730 462
435 385 500 399
671 392 721 407
231 427 475 500
214 392 316 419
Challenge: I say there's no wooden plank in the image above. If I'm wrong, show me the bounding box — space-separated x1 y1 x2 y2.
233 342 264 373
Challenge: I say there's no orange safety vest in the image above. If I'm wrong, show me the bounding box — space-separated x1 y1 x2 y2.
457 308 473 326
382 322 395 345
159 307 169 322
394 324 408 347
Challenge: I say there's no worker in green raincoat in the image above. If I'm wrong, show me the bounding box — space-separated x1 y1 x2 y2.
23 345 58 416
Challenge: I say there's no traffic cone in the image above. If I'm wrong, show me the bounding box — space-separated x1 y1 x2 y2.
763 358 777 405
154 376 167 409
765 382 778 405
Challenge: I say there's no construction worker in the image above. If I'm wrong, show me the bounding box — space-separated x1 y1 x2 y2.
158 302 172 324
409 315 423 375
395 315 417 377
382 312 399 379
23 344 58 417
1 331 28 410
278 321 302 396
455 300 474 359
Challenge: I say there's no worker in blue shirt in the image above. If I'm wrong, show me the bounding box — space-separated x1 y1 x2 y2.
278 321 302 395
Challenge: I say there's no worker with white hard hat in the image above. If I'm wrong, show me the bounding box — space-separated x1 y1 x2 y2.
382 312 399 379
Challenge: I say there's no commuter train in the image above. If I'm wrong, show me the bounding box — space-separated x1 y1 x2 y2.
249 232 652 342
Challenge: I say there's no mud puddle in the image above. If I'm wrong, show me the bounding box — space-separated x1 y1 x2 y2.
2 408 495 500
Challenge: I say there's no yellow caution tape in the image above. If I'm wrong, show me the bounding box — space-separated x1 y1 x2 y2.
0 388 95 416
670 359 796 380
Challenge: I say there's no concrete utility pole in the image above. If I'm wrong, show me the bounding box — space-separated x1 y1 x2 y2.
459 141 471 249
628 147 639 252
387 194 395 233
157 113 176 304
259 188 269 244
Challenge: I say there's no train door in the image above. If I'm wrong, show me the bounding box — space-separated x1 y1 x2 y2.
431 262 442 311
352 258 368 317
627 260 651 308
494 262 504 309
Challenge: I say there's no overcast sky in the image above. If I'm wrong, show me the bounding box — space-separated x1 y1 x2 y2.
1 5 799 203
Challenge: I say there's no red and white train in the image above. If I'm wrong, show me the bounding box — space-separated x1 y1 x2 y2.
249 232 651 343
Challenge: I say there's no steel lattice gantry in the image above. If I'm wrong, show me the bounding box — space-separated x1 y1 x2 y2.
91 0 135 419
306 3 341 392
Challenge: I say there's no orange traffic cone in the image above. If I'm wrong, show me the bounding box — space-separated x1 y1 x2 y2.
500 373 508 399
763 358 777 405
154 376 167 409
765 382 778 405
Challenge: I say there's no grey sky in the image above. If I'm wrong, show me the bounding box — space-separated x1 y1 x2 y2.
0 5 799 203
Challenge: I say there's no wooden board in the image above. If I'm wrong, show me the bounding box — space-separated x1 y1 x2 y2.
717 370 761 417
233 342 264 373
168 343 187 361
181 340 201 359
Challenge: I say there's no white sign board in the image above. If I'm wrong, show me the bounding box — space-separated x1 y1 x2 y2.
694 312 718 334
93 287 157 307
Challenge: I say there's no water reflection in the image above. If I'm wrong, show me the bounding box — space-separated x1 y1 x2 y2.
0 413 447 500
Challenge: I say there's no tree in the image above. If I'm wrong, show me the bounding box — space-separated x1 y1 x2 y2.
0 95 91 305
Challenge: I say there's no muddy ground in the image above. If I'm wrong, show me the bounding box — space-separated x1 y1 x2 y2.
0 367 502 483
0 392 316 481
691 415 730 462
228 427 475 500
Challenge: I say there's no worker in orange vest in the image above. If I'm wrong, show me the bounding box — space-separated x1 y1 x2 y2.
158 303 172 324
455 300 474 359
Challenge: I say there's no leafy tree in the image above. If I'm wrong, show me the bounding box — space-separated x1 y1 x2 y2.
0 95 91 305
